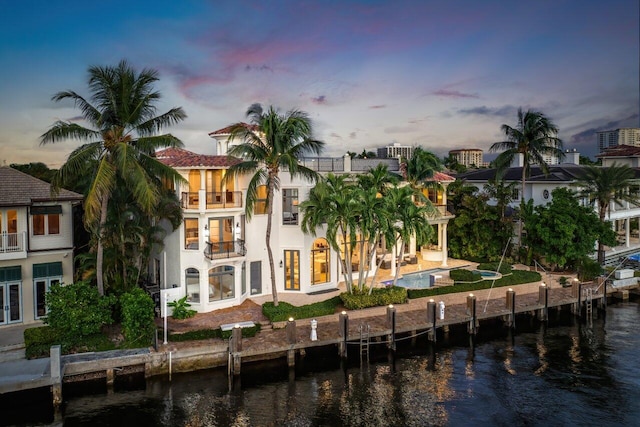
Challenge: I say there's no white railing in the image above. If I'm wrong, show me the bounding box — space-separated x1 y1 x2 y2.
0 232 26 254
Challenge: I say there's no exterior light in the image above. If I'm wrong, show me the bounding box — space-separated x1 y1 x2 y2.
234 323 240 329
389 304 394 308
341 311 347 315
288 317 294 322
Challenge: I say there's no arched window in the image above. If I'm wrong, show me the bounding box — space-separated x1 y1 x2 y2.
185 268 200 303
311 238 330 284
209 265 235 301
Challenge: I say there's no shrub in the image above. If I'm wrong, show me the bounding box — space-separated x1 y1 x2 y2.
169 329 222 341
168 296 197 319
476 262 512 274
340 286 407 310
120 288 156 347
24 326 60 359
262 296 341 322
44 281 115 347
220 324 261 340
450 269 481 282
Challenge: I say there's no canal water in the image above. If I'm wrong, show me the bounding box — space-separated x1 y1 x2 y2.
3 301 639 426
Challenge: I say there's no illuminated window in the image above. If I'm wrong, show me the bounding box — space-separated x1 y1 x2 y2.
282 189 299 224
254 185 268 215
311 238 330 285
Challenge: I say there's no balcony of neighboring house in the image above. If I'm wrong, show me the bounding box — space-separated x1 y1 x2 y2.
204 239 247 260
180 191 243 210
0 232 27 260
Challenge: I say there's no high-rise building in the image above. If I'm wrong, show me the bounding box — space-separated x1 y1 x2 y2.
597 128 640 152
448 148 484 167
377 142 414 159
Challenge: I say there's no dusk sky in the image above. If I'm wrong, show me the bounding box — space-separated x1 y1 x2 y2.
1 0 638 168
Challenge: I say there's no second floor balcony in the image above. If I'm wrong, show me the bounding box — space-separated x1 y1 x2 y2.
204 239 247 260
181 191 243 210
0 232 27 259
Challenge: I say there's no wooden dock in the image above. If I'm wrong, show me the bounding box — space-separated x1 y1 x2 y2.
0 280 628 408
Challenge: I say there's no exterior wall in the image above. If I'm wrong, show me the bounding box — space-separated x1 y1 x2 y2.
28 202 75 251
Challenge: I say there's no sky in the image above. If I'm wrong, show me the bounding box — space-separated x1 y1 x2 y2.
0 0 638 168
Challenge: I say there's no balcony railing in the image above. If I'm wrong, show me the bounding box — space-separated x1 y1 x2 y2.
205 191 242 209
0 232 26 254
181 191 243 209
204 239 246 260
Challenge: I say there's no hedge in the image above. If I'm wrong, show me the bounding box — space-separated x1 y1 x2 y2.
263 296 341 322
407 270 541 299
340 286 407 310
476 262 512 274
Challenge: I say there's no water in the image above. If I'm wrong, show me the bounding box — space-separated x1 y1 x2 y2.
4 302 640 426
385 268 444 289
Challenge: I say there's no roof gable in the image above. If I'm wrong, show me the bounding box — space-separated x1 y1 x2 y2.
155 147 240 168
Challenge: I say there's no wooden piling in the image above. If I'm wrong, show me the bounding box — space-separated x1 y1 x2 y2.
286 318 297 367
538 284 549 321
427 299 437 342
338 312 349 359
505 288 516 329
466 294 478 335
387 305 397 351
231 326 242 376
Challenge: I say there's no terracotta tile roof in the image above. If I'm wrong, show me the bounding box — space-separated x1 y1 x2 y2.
155 147 240 168
0 166 83 207
596 144 640 157
208 123 259 136
432 171 456 182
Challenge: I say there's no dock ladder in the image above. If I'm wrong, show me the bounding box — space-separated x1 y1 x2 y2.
359 323 370 361
584 287 594 319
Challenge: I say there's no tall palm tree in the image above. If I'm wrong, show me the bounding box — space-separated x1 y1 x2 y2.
41 60 186 295
490 108 563 246
573 163 639 263
226 104 324 306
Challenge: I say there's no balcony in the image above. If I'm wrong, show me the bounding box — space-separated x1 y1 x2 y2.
181 191 243 210
0 232 27 260
204 239 246 260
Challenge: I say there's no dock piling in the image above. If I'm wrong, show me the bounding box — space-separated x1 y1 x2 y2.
466 294 478 335
538 283 549 321
50 345 62 410
286 318 297 367
387 305 397 351
339 311 349 359
427 299 436 342
505 288 516 328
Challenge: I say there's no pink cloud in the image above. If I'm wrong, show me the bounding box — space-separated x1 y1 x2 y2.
432 89 479 99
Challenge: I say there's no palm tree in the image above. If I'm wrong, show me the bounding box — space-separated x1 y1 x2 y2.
226 104 324 306
386 186 433 287
41 60 186 295
573 163 639 263
490 108 563 246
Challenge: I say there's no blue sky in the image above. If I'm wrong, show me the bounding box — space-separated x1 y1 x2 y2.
0 0 638 167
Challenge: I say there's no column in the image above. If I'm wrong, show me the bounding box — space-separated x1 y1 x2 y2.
440 223 448 267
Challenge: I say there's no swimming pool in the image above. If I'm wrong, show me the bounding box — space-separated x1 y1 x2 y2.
384 268 446 289
473 269 502 280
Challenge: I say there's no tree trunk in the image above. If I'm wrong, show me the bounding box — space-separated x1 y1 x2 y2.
518 168 526 249
266 183 278 306
96 195 109 296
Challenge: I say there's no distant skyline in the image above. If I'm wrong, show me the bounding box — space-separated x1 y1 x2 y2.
1 0 638 168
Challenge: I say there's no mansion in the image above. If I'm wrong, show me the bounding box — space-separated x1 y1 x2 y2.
153 127 455 314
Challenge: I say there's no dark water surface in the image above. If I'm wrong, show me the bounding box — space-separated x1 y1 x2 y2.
4 302 640 426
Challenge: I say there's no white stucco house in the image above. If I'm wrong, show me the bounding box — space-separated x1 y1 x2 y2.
0 166 83 328
151 128 455 313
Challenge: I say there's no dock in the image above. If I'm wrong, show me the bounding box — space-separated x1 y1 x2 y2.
0 279 630 408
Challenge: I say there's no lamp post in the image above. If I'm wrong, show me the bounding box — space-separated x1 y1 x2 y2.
163 292 168 345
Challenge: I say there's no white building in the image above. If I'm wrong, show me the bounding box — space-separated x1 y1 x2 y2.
152 130 455 313
448 148 484 168
597 128 640 152
0 167 82 328
377 143 415 159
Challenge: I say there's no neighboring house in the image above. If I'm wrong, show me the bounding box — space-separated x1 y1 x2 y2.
457 148 640 262
0 166 83 327
152 131 455 313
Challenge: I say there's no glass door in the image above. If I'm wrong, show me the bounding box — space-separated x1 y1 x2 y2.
0 283 22 325
34 278 58 319
209 217 234 254
284 250 300 290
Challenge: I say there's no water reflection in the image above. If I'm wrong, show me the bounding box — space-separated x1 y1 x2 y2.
9 303 640 426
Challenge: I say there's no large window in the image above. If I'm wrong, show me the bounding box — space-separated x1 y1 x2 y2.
186 268 200 303
311 238 330 285
208 217 234 254
254 185 268 215
33 214 60 236
0 210 18 250
209 265 235 301
184 218 199 250
282 188 299 224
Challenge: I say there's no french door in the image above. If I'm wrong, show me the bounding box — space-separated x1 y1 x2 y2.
0 283 22 325
284 250 300 290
